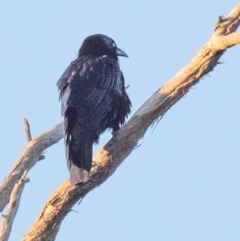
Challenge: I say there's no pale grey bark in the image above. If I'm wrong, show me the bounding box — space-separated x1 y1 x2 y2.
0 172 29 241
0 3 239 241
0 122 63 213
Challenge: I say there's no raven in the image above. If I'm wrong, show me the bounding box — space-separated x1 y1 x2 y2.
57 34 131 185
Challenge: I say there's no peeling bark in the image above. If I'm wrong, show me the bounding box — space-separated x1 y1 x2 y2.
0 3 239 241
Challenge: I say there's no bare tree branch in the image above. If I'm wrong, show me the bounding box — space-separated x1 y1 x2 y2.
23 118 32 142
23 118 45 161
0 119 42 241
0 3 238 241
0 122 63 212
17 3 240 240
0 171 29 241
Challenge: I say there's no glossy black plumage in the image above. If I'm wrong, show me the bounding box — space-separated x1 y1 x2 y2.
57 34 131 185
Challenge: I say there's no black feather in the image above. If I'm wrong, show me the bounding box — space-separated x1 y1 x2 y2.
57 34 131 185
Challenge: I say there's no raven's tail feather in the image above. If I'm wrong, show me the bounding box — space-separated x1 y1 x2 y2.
70 166 89 185
66 129 93 185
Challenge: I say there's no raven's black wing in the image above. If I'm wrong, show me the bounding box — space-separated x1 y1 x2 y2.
57 56 131 185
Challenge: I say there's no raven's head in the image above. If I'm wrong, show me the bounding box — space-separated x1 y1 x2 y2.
78 34 128 58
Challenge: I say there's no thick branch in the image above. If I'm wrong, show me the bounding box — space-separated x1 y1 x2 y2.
210 32 240 50
19 3 240 241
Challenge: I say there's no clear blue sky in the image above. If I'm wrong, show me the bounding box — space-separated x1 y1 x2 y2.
1 1 240 240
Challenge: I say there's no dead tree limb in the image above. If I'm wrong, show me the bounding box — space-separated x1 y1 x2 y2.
0 171 29 241
21 4 240 240
0 122 63 212
0 3 239 241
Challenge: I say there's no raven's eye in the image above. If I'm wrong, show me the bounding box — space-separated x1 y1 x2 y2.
112 42 116 48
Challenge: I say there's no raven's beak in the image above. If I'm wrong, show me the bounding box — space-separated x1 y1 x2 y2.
116 47 128 57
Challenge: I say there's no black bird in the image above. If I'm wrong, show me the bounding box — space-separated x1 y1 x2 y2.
57 34 131 185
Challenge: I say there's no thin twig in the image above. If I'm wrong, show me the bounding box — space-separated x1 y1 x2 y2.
23 118 45 161
0 171 29 241
23 118 32 142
